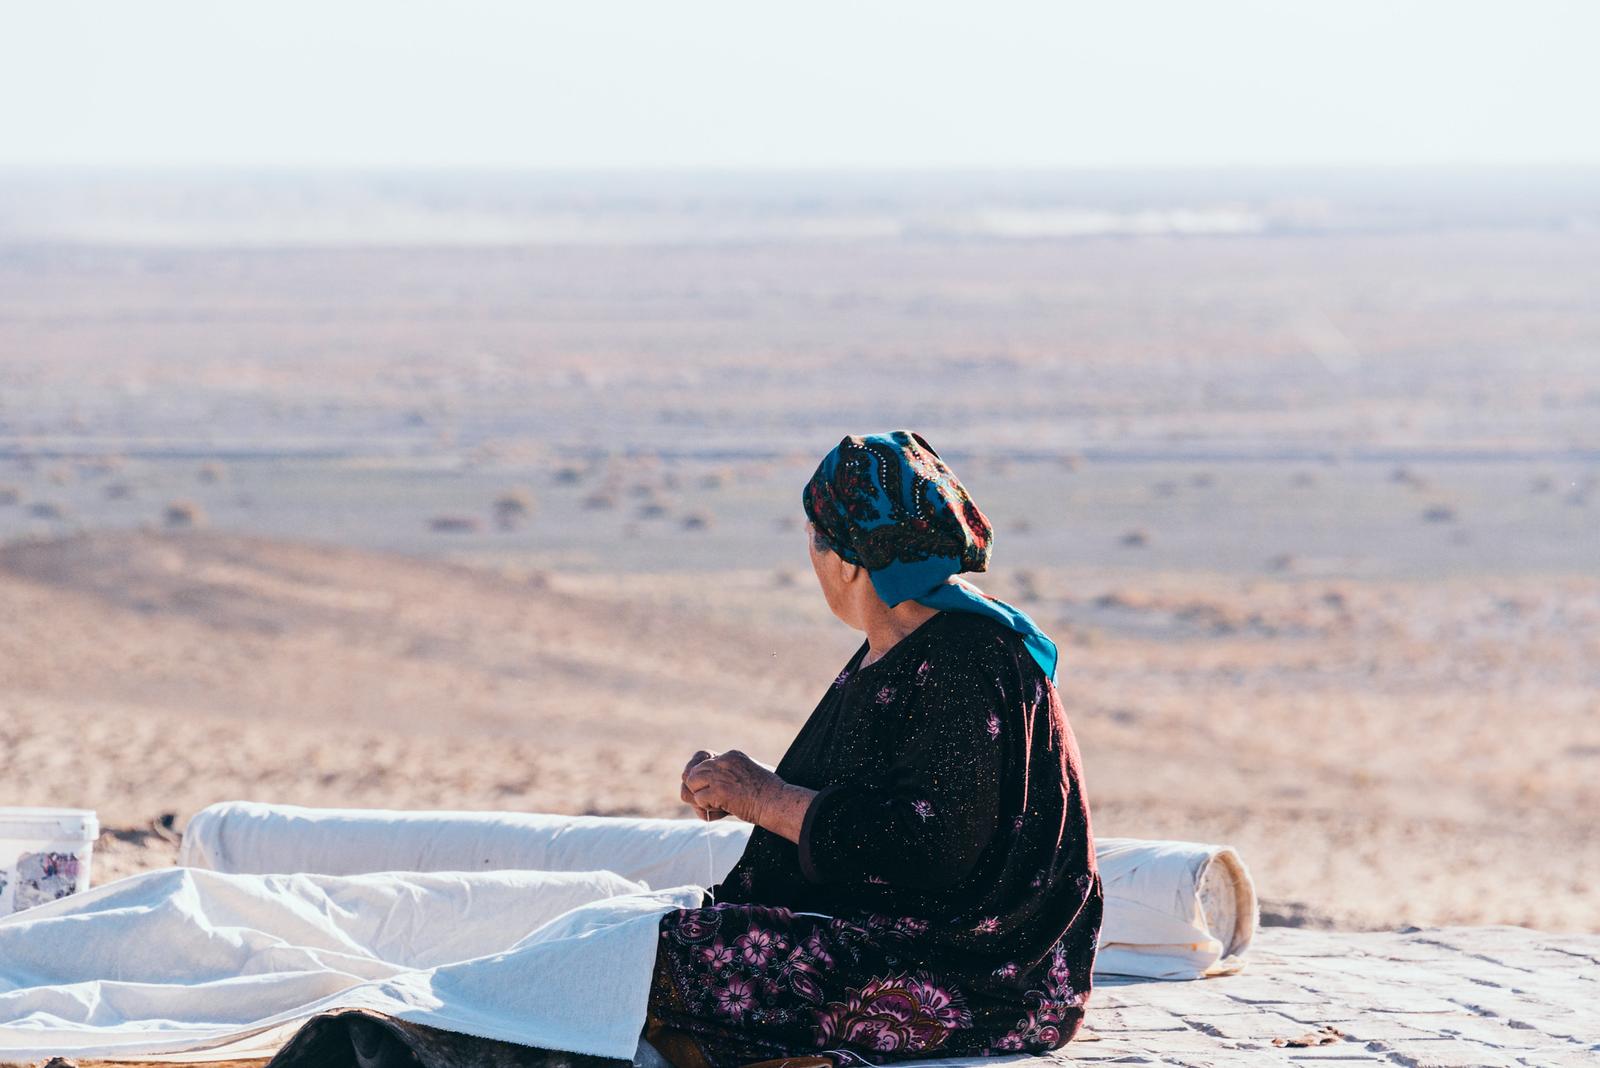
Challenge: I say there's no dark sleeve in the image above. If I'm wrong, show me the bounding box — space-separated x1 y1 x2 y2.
797 651 1008 892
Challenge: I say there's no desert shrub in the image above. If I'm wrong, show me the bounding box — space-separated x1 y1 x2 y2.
428 514 481 534
1119 528 1150 548
0 485 19 506
553 464 586 485
164 500 207 528
583 491 618 510
1422 505 1457 524
104 481 135 500
29 501 67 520
681 510 714 531
493 488 535 530
197 462 227 484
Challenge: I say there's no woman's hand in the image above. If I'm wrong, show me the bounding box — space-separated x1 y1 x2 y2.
680 750 727 821
683 750 783 826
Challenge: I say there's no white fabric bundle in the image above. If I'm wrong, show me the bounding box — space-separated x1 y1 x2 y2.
0 865 698 1063
180 802 1255 978
0 803 1257 1064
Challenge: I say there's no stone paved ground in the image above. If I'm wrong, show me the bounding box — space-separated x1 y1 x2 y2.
1074 926 1600 1067
8 926 1597 1068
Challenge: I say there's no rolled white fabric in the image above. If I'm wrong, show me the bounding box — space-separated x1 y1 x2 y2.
180 802 1256 980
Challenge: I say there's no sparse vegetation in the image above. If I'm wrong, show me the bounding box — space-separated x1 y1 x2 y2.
681 510 714 531
1120 528 1150 548
164 500 206 528
492 488 535 530
197 462 227 484
428 514 481 534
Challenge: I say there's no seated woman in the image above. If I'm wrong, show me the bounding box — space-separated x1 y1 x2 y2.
645 431 1103 1068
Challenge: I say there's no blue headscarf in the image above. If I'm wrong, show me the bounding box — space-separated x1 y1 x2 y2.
802 430 1059 683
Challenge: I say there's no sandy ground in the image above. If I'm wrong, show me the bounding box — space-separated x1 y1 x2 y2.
2 530 1594 932
0 174 1596 939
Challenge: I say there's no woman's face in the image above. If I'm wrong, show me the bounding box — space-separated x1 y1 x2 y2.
806 521 853 626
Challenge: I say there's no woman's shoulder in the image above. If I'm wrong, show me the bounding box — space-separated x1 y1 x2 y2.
927 609 1026 656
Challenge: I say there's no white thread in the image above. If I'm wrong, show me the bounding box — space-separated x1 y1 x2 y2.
701 817 718 906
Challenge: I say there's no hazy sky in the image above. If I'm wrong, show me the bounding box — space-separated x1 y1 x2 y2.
3 1 1596 170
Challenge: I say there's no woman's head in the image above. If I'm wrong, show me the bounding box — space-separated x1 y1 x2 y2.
802 430 1060 680
802 430 993 623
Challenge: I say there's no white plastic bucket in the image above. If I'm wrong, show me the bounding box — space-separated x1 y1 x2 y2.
0 807 99 915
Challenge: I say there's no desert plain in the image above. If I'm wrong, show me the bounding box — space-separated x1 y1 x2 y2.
0 169 1596 932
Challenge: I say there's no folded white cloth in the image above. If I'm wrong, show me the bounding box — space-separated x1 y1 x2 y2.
180 802 1256 979
0 804 1257 1063
0 864 698 1064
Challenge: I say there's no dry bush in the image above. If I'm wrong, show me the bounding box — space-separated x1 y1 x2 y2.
428 514 481 534
492 488 535 530
1189 472 1214 488
29 501 68 521
197 462 227 485
582 491 618 510
553 464 586 485
0 485 19 506
1422 505 1457 524
638 500 671 520
681 510 714 531
164 500 206 528
104 481 135 500
1119 528 1150 548
1390 466 1428 490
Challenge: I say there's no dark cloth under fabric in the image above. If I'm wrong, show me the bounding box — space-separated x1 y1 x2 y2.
646 611 1103 1068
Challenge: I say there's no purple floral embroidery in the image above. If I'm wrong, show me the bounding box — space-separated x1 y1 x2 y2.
800 930 835 967
1012 815 1025 832
834 668 852 687
669 908 722 944
994 961 1019 980
915 660 932 683
714 975 755 1018
736 926 780 967
815 972 972 1053
912 799 934 821
875 685 896 705
700 939 734 969
986 712 1001 738
972 916 1000 934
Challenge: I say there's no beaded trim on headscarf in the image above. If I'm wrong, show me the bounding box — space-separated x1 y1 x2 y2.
803 430 991 576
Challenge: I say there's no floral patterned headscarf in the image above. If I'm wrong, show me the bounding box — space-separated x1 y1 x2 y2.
803 430 1059 682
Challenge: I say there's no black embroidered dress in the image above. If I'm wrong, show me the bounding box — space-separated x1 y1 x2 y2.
646 611 1103 1067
